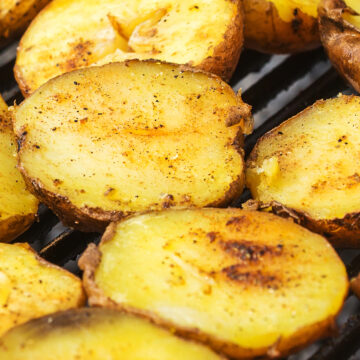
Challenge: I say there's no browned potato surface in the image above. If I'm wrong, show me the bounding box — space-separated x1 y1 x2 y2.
350 273 360 299
0 242 85 337
79 208 348 359
0 308 225 360
246 95 360 247
319 0 360 93
244 0 320 53
0 95 38 242
0 0 50 47
13 60 252 232
15 0 243 96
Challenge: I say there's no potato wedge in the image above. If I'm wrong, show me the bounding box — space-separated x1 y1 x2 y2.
0 242 85 337
15 0 243 96
246 95 360 247
0 308 225 360
0 0 50 47
319 0 360 93
244 0 320 54
0 96 38 242
350 273 360 299
13 60 252 232
79 208 348 359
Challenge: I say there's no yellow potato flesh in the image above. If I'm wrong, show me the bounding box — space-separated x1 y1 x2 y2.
343 0 360 28
16 0 238 93
247 96 360 220
0 309 223 360
0 100 38 240
14 61 245 217
94 208 347 350
0 243 84 337
269 0 318 22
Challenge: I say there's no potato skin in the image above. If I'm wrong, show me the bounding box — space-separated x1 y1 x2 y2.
0 214 36 243
244 0 320 53
0 0 50 47
79 211 347 359
319 0 360 93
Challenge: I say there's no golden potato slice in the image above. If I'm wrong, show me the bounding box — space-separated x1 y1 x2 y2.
13 60 252 232
0 308 225 360
319 0 360 93
0 96 38 242
244 0 320 54
0 0 50 47
15 0 243 96
79 208 348 359
246 95 360 247
0 242 85 337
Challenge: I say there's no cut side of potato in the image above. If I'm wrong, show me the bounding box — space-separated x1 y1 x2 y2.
79 208 348 359
246 95 360 247
0 0 50 47
13 60 252 232
0 242 85 337
319 0 360 93
0 308 225 360
244 0 320 54
15 0 243 96
0 96 38 242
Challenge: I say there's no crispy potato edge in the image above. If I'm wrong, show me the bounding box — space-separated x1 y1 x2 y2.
0 213 36 243
319 0 360 93
244 0 320 54
78 214 347 359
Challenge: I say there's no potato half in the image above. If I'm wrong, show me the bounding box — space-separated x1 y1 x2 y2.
0 242 85 337
15 0 243 96
79 208 348 359
0 0 50 47
0 308 225 360
319 0 360 93
246 95 360 247
13 60 252 232
0 96 38 242
244 0 320 53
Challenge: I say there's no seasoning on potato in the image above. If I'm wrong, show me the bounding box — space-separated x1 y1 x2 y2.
319 0 360 93
243 0 320 53
246 94 360 247
0 242 85 337
0 308 225 360
15 0 244 96
79 208 348 359
13 60 252 232
0 95 38 242
0 0 50 47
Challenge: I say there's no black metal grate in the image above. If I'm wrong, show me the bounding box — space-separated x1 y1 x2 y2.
1 41 360 360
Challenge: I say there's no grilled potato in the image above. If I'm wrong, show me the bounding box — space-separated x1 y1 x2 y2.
244 0 320 53
15 0 243 96
79 208 348 359
13 60 252 232
350 273 360 299
319 0 360 93
0 96 38 242
0 308 225 360
246 95 360 247
0 0 50 47
0 242 85 337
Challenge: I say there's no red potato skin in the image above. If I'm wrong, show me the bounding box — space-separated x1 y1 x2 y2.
243 0 320 54
319 0 360 93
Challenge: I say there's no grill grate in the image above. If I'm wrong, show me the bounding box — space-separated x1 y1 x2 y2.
1 42 360 359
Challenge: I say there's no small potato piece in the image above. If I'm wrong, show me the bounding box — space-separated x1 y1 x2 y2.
13 60 251 232
15 0 243 96
246 95 360 247
79 208 348 359
0 96 38 242
0 242 85 337
350 273 360 299
0 0 50 47
319 0 360 93
0 308 225 360
244 0 320 53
